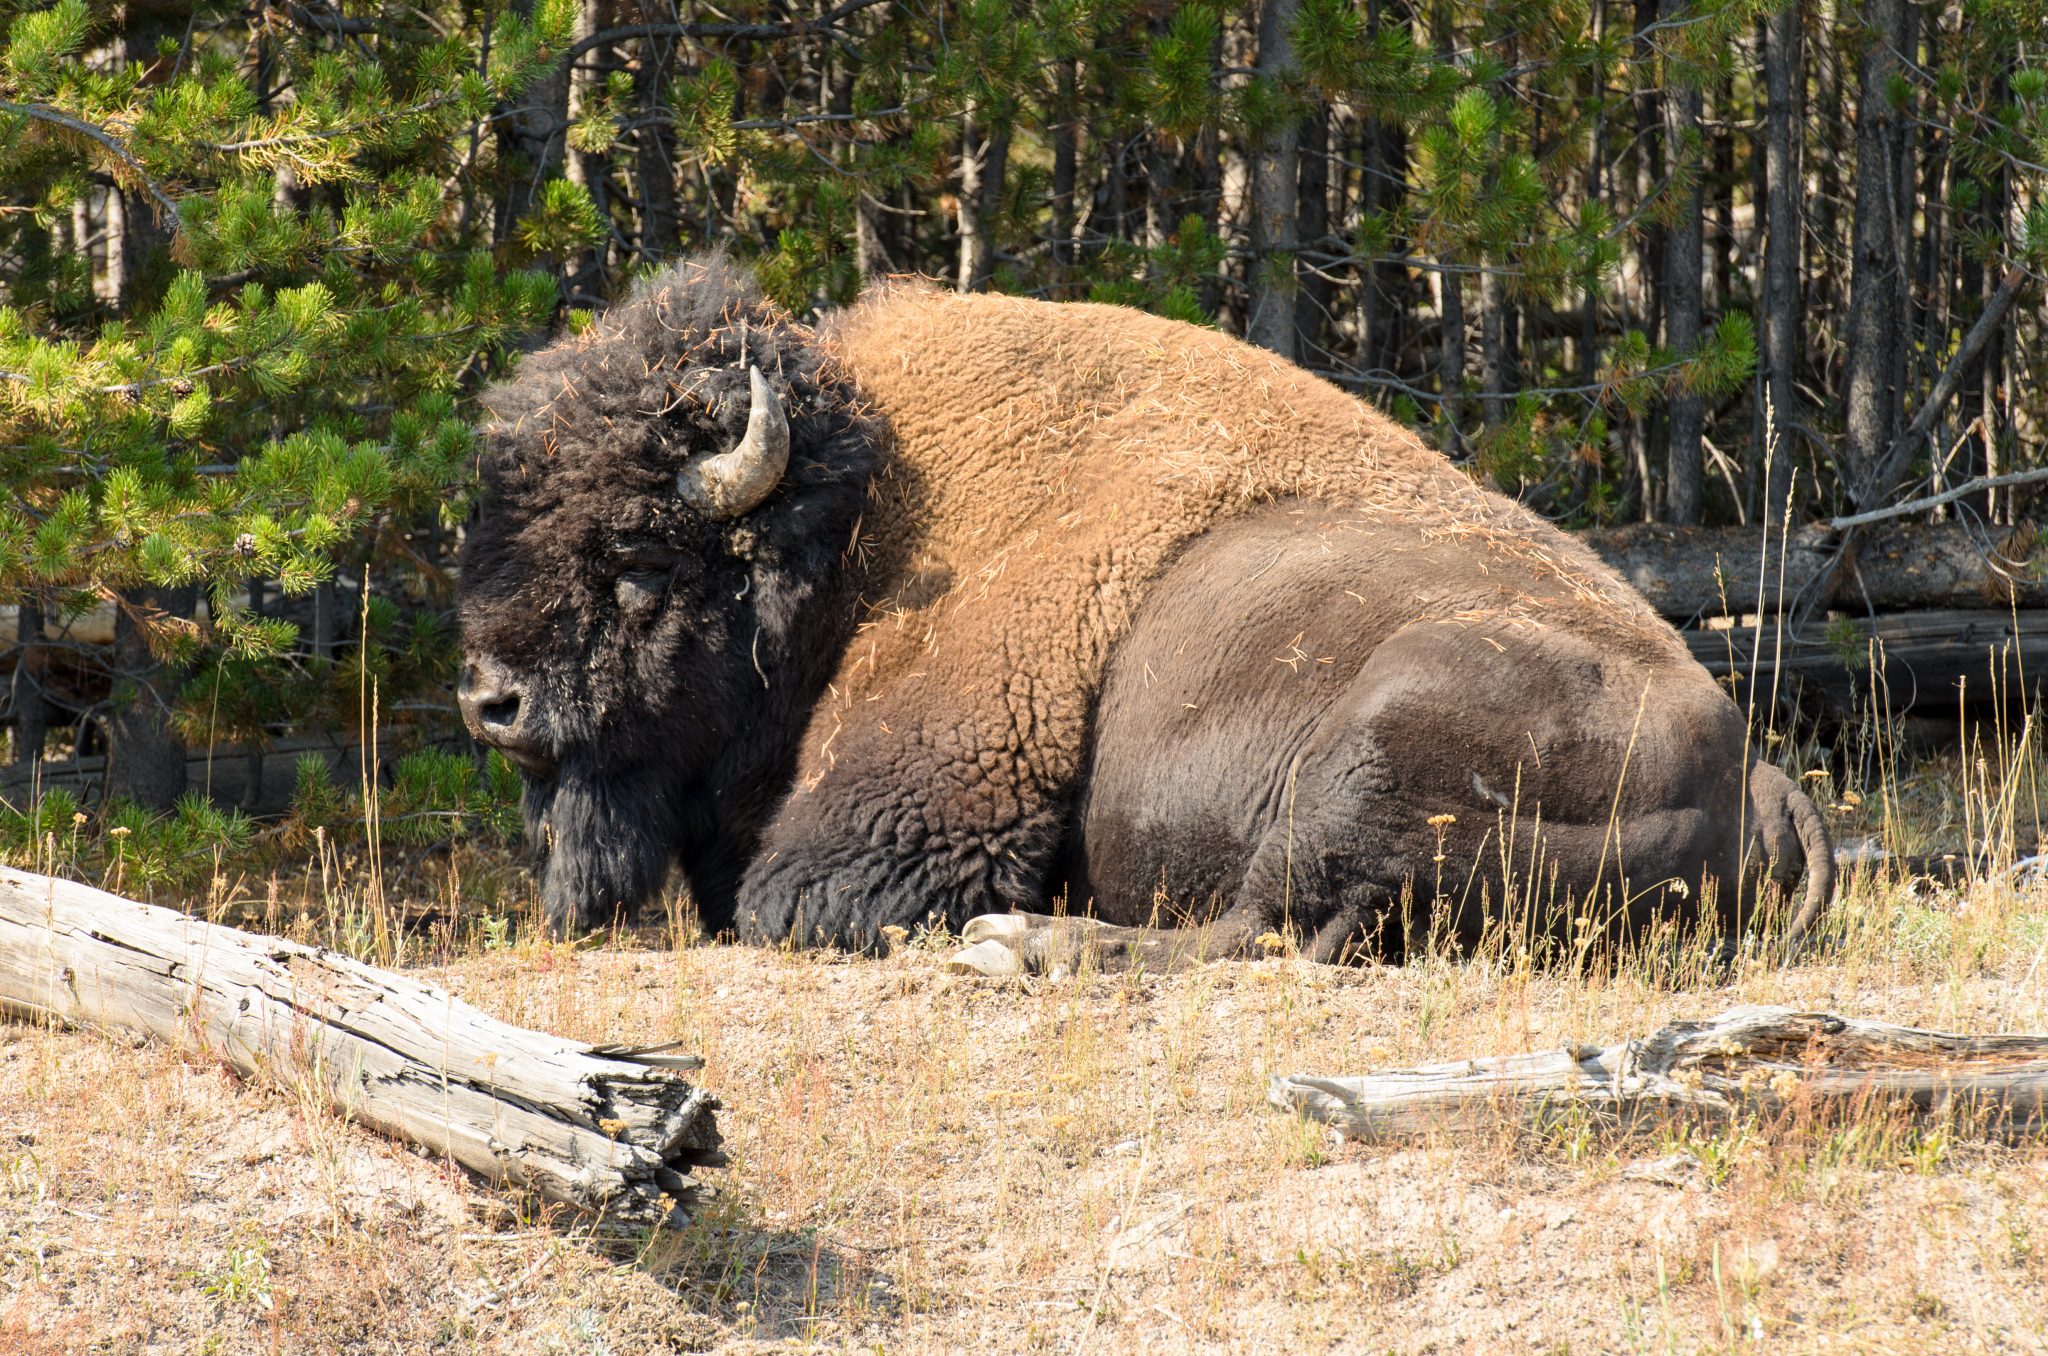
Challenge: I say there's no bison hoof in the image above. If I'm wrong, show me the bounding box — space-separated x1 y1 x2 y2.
945 913 1130 979
960 913 1032 943
946 937 1028 977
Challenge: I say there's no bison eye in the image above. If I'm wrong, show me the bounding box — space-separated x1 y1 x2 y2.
611 543 677 613
616 570 667 613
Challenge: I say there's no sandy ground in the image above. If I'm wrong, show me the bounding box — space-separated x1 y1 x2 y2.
4 919 2048 1354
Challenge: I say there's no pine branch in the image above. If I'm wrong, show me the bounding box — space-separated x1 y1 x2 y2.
0 102 181 219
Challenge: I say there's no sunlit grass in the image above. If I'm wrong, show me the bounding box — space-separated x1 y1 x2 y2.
6 689 2048 1349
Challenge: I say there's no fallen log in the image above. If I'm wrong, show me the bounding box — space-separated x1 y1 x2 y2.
1686 606 2048 711
1580 521 2048 621
0 867 720 1227
1269 1006 2048 1141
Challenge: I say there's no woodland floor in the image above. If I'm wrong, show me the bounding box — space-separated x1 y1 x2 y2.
5 873 2048 1354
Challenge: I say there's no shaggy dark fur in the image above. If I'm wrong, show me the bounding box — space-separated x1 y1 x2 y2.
459 256 880 933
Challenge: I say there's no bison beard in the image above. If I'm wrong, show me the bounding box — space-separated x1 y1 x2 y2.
461 255 1833 966
523 763 682 934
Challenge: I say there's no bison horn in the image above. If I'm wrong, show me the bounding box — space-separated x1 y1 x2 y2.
676 365 790 519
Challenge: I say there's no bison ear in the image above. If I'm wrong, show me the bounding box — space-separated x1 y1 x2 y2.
675 366 789 520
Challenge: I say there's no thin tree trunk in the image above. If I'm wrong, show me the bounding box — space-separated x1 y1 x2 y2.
1479 266 1508 428
632 21 681 261
1574 0 1609 515
1436 263 1466 453
310 579 337 661
563 0 615 301
1662 7 1705 527
1887 0 1920 495
99 187 127 305
1842 0 1906 493
1361 0 1413 380
11 595 45 768
494 0 571 248
105 587 195 811
956 108 1012 292
1050 59 1080 282
1629 0 1665 520
1975 64 2012 521
1245 0 1302 357
1761 0 1803 522
1710 77 1735 317
1295 103 1331 362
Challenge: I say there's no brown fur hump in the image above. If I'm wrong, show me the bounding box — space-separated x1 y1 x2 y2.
798 287 1685 787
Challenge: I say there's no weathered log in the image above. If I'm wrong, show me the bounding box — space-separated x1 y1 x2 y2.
1687 606 2048 711
1269 1006 2048 1141
1580 521 2048 621
0 867 720 1226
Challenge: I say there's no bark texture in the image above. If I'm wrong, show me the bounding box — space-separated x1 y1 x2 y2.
1244 0 1302 357
0 868 721 1226
1272 1006 2048 1140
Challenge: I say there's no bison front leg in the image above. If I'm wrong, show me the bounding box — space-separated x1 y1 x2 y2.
732 711 1071 952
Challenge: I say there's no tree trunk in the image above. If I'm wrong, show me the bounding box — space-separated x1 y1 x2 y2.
1761 0 1804 523
1294 103 1331 361
310 578 337 660
494 0 570 248
0 868 721 1226
1478 266 1508 428
1049 59 1080 281
10 594 45 768
632 23 681 261
1361 0 1413 381
1971 65 2012 520
1142 107 1180 258
1662 5 1705 526
1272 1007 2048 1142
1842 0 1906 497
1244 0 1302 357
99 186 128 305
1852 264 2029 512
104 586 195 811
1710 77 1736 317
563 0 615 302
1628 0 1665 520
1436 263 1466 452
956 108 1012 292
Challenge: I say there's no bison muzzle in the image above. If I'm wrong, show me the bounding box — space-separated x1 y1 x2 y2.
458 254 1832 970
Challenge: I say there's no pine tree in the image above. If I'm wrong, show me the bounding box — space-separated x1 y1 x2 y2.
0 2 567 804
3 0 2044 849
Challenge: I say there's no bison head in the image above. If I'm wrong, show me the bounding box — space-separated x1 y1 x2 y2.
458 257 878 935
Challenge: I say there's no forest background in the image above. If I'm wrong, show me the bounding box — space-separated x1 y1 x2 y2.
0 0 2042 889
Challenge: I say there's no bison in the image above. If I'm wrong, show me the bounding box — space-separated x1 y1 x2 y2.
457 254 1832 972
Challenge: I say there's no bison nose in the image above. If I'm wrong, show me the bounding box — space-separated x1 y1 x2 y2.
459 660 553 774
458 663 522 735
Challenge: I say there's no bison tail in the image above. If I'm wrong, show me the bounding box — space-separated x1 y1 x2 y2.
1778 784 1836 957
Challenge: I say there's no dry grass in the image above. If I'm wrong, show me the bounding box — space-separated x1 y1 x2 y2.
6 745 2048 1352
